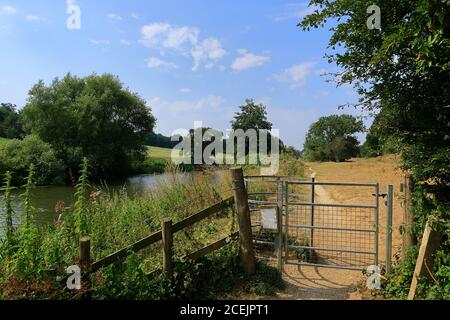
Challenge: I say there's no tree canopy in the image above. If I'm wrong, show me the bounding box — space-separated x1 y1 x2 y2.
231 99 272 131
0 135 64 185
303 114 365 162
0 103 23 139
300 1 450 298
21 73 156 180
300 0 450 183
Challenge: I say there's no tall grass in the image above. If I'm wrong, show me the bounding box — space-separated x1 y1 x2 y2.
0 158 301 299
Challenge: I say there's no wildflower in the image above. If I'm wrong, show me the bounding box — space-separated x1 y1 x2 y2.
54 201 65 214
90 190 102 204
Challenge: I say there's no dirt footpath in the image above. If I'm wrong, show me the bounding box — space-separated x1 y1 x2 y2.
270 155 404 300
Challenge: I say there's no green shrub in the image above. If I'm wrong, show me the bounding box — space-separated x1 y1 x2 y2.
131 158 167 174
0 135 64 185
380 187 450 300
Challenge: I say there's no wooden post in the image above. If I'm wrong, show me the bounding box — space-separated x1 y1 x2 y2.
79 237 91 298
231 167 256 275
162 218 174 279
402 174 417 259
408 219 443 300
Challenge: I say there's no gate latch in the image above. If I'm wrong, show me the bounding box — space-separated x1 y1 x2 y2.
372 193 387 199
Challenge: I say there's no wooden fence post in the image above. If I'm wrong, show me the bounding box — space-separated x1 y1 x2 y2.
231 167 256 275
162 218 174 279
79 237 91 298
402 174 417 259
408 219 443 300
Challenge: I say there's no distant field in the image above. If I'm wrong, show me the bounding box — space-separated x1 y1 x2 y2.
147 146 173 161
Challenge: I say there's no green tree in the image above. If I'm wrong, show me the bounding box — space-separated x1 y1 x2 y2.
303 114 365 162
21 73 156 180
0 135 64 185
145 132 178 148
230 99 274 159
299 0 450 183
231 99 272 131
0 103 23 139
300 0 450 298
283 146 302 159
361 112 398 158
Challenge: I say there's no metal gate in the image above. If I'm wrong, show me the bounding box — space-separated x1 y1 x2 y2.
245 176 392 271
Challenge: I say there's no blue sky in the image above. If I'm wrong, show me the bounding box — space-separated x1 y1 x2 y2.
0 0 371 149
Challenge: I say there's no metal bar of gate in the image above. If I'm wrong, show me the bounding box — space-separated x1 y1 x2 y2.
374 183 380 267
287 262 366 271
284 181 289 263
288 244 374 256
386 185 394 273
288 224 376 234
288 202 376 209
248 200 278 206
287 181 378 187
276 177 283 271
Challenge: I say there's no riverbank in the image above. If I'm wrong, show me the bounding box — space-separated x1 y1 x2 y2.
1 158 304 299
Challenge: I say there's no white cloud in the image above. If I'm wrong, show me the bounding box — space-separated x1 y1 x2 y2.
191 37 226 71
275 62 315 89
140 23 198 50
231 49 270 71
90 39 111 45
0 5 16 15
140 23 225 71
165 26 199 50
147 57 177 69
108 13 123 21
131 13 139 20
120 39 131 45
25 15 49 22
179 88 192 93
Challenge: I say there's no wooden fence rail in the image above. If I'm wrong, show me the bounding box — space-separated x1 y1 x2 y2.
184 232 239 261
90 196 235 273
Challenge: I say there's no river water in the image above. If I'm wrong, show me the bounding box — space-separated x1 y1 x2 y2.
0 174 172 226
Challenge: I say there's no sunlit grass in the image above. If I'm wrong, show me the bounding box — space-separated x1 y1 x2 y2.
147 146 173 161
